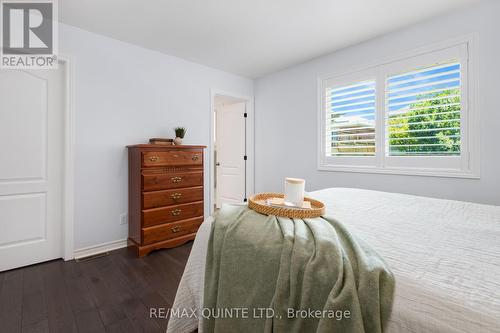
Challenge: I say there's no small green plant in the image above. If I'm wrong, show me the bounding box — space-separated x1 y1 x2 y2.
174 127 187 138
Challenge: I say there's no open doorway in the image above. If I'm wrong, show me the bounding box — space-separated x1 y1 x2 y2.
210 91 254 213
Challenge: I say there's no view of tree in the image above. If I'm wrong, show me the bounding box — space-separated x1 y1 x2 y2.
387 89 461 155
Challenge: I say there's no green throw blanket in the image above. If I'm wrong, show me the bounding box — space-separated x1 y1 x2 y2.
203 205 395 333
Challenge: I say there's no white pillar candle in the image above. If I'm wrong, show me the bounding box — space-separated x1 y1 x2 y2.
284 178 305 207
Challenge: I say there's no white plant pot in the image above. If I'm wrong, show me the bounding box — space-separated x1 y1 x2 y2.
174 137 183 145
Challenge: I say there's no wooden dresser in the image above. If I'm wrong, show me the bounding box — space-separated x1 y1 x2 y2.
127 144 206 257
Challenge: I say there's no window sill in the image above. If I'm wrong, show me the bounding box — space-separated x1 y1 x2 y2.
317 164 480 179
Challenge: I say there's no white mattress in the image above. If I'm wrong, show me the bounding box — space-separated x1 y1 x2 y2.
167 188 500 333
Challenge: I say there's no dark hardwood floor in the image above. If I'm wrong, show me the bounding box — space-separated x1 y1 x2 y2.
0 242 193 333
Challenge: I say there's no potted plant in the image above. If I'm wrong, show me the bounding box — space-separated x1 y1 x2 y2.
174 127 187 145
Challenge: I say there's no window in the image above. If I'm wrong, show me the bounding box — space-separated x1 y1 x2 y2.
318 38 478 178
327 80 376 156
385 62 461 157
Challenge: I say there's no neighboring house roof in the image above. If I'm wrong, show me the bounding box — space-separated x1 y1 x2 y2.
334 115 375 129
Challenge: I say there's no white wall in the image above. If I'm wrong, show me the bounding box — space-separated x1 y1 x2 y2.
254 0 500 205
60 24 253 250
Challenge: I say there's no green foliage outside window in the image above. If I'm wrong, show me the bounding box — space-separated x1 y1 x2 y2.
387 89 461 155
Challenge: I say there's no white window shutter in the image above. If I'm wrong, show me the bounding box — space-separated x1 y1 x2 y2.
385 62 461 156
326 80 376 156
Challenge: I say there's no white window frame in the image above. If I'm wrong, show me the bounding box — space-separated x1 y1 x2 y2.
317 35 479 179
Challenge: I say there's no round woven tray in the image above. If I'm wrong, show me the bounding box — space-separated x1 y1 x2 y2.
248 192 325 218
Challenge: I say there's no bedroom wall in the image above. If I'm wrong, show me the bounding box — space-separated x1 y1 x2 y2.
254 0 500 205
60 24 253 251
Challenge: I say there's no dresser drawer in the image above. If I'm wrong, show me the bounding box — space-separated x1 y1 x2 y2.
142 171 203 191
142 201 204 227
143 150 203 167
143 186 203 209
142 216 203 245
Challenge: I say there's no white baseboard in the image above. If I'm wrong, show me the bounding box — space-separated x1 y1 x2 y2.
74 239 128 260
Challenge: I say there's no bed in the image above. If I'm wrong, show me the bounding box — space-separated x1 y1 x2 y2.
167 188 500 333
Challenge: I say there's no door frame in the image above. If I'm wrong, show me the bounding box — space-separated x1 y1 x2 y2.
59 55 76 261
209 89 254 215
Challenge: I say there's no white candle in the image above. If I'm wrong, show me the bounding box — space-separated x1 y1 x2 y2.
284 178 305 207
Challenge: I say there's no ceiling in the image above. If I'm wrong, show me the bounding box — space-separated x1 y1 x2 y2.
59 0 480 78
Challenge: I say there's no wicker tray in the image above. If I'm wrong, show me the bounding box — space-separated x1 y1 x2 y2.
248 192 325 218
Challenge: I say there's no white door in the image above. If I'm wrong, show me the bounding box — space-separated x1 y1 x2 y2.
0 66 65 271
215 102 246 208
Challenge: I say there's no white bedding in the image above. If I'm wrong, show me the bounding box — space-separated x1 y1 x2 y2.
167 188 500 333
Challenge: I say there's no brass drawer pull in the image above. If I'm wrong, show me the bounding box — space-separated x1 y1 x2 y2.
149 156 159 162
171 176 182 183
171 192 182 200
192 155 199 161
171 209 182 216
171 226 182 233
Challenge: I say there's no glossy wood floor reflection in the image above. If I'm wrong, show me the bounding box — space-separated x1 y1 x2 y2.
0 242 193 333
